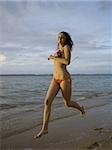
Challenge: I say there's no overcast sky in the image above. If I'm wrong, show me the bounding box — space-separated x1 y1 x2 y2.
0 0 112 74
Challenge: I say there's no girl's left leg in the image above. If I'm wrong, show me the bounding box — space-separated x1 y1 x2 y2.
60 78 85 115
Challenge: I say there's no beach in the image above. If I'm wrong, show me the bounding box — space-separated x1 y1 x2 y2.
1 94 112 150
0 0 111 149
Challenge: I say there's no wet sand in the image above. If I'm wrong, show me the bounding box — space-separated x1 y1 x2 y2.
1 95 112 150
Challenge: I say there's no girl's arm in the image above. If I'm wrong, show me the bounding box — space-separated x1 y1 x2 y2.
49 45 71 65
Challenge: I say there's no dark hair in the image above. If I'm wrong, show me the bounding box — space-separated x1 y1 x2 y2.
60 31 74 50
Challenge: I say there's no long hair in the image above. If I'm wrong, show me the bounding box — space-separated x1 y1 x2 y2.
60 31 74 50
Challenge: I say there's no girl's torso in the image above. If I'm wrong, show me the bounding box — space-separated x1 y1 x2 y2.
53 48 71 80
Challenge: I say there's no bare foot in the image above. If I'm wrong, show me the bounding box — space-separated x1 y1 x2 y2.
80 106 85 116
33 129 48 139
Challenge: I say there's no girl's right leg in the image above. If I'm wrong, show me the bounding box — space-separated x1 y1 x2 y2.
34 79 60 138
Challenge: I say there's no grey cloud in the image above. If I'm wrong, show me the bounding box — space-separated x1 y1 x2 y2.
0 1 111 74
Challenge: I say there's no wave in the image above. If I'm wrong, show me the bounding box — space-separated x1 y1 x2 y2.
1 92 112 111
0 101 42 111
0 103 17 110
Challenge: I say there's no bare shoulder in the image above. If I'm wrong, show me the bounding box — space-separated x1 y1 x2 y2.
63 45 71 52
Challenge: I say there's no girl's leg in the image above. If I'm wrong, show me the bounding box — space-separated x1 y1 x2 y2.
60 78 85 114
34 79 60 138
42 79 60 131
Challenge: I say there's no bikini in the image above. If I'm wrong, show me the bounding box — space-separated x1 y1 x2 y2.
54 49 62 58
53 49 71 85
54 78 71 85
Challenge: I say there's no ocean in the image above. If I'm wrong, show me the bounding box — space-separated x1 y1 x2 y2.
0 74 112 138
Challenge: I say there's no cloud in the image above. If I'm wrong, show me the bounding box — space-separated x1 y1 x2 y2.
0 1 111 74
0 54 7 63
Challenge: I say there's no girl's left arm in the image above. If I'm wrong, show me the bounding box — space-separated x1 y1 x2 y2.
49 45 71 65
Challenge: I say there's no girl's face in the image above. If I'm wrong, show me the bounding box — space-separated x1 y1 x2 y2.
58 33 66 46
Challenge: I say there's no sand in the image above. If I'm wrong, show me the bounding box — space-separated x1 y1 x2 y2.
1 95 112 150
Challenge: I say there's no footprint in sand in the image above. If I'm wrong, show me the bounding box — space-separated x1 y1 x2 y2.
94 127 104 133
94 127 103 131
94 127 111 134
87 142 101 149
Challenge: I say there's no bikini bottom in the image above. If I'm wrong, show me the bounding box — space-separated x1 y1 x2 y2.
54 77 71 85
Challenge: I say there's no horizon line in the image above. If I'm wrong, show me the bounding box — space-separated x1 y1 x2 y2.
0 73 112 76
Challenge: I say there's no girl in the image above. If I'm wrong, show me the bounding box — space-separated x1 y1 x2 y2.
34 31 85 138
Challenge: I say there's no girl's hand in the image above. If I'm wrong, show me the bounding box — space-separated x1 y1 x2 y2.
48 55 55 60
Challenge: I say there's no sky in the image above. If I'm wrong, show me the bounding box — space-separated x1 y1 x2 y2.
0 0 112 74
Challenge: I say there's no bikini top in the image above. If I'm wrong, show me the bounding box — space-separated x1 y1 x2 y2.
54 49 63 58
48 49 63 60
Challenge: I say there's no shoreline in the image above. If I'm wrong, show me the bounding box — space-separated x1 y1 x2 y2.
1 94 112 139
1 95 112 149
